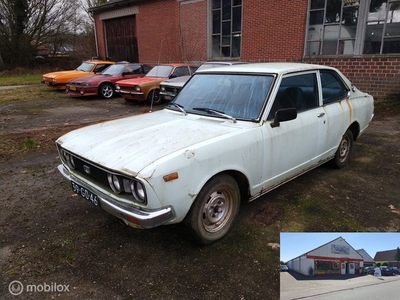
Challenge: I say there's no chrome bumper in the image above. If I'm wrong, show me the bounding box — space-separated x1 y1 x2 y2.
57 164 175 229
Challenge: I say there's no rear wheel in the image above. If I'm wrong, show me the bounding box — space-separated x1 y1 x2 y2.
99 83 114 99
331 129 354 169
146 89 162 105
184 174 240 245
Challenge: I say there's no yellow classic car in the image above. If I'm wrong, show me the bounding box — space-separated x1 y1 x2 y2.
41 59 115 90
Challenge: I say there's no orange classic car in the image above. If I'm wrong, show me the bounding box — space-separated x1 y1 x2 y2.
41 59 115 90
115 63 198 105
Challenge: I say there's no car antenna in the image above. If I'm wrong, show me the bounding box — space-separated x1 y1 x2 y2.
149 39 164 112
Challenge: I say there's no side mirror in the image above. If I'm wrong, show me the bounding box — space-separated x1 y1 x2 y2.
270 108 297 128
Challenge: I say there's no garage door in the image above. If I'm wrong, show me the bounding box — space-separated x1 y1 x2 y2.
105 16 138 62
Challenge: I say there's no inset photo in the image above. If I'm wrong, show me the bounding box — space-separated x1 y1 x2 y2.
280 233 400 300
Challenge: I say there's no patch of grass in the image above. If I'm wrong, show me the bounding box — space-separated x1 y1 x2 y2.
280 195 365 232
20 138 40 150
0 73 42 86
0 84 65 104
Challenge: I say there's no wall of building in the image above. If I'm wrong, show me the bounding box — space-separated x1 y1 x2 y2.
179 0 207 63
287 256 314 276
135 0 181 63
241 1 307 63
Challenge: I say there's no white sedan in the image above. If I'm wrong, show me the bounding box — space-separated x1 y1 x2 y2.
56 63 374 245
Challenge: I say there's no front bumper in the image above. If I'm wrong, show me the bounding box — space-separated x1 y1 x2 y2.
115 89 146 100
58 164 176 229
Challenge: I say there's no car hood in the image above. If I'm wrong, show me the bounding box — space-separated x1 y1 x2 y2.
161 75 190 88
43 70 87 79
117 76 167 87
69 74 110 83
57 110 240 176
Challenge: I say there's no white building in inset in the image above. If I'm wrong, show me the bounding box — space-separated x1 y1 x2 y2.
286 236 364 276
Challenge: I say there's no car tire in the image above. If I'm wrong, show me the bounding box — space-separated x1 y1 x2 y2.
146 89 162 105
184 174 240 245
331 129 354 169
99 83 114 99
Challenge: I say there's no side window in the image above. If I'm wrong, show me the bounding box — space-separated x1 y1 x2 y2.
320 70 348 104
171 67 190 78
129 65 143 74
189 66 199 74
94 64 108 73
268 73 318 120
143 65 152 74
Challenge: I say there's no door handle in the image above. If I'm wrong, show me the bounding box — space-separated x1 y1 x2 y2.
317 113 325 118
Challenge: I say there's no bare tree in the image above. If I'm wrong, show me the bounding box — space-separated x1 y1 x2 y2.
0 0 88 68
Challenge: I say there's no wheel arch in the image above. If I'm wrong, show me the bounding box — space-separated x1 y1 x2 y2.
348 121 360 141
205 169 250 202
98 81 114 89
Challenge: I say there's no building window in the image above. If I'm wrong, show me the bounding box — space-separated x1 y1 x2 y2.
211 0 242 58
364 0 400 54
305 0 400 56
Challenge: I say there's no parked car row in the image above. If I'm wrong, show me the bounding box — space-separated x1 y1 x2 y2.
364 266 399 276
42 60 253 105
55 62 374 244
42 59 199 104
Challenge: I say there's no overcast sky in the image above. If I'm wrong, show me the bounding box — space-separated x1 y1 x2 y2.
280 232 400 263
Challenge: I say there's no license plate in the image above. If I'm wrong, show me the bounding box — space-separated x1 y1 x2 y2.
71 181 100 206
69 86 76 91
164 96 172 100
45 81 50 86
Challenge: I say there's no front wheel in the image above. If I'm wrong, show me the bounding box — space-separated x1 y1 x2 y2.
184 174 240 245
99 83 114 99
146 89 162 105
331 129 354 169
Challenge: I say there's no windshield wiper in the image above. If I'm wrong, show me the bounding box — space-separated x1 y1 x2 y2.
168 102 187 115
193 107 236 123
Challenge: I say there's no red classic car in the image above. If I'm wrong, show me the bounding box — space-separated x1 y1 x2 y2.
66 63 152 99
115 63 198 105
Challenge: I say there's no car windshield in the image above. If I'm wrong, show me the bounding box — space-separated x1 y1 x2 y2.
169 73 273 121
146 65 173 78
76 63 95 72
101 64 126 75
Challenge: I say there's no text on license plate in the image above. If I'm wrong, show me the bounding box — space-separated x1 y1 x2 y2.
71 181 100 206
69 86 76 91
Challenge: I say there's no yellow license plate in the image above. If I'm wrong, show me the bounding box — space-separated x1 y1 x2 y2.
69 86 76 91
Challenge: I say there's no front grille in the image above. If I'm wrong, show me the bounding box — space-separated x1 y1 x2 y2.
118 86 136 91
73 156 109 187
68 82 84 87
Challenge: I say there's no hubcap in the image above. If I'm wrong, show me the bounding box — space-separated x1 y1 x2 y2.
202 190 232 233
339 136 349 162
103 86 112 98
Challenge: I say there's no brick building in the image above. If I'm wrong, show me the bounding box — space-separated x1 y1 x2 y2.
374 249 400 268
90 0 400 101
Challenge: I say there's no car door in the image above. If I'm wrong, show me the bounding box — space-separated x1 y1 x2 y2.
318 69 352 157
260 72 328 189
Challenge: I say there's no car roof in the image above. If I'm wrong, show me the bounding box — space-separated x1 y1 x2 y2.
195 62 337 75
155 63 198 67
83 59 114 64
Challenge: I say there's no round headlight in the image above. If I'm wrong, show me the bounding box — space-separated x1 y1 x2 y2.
108 174 122 194
130 180 146 203
160 86 165 92
134 86 141 92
